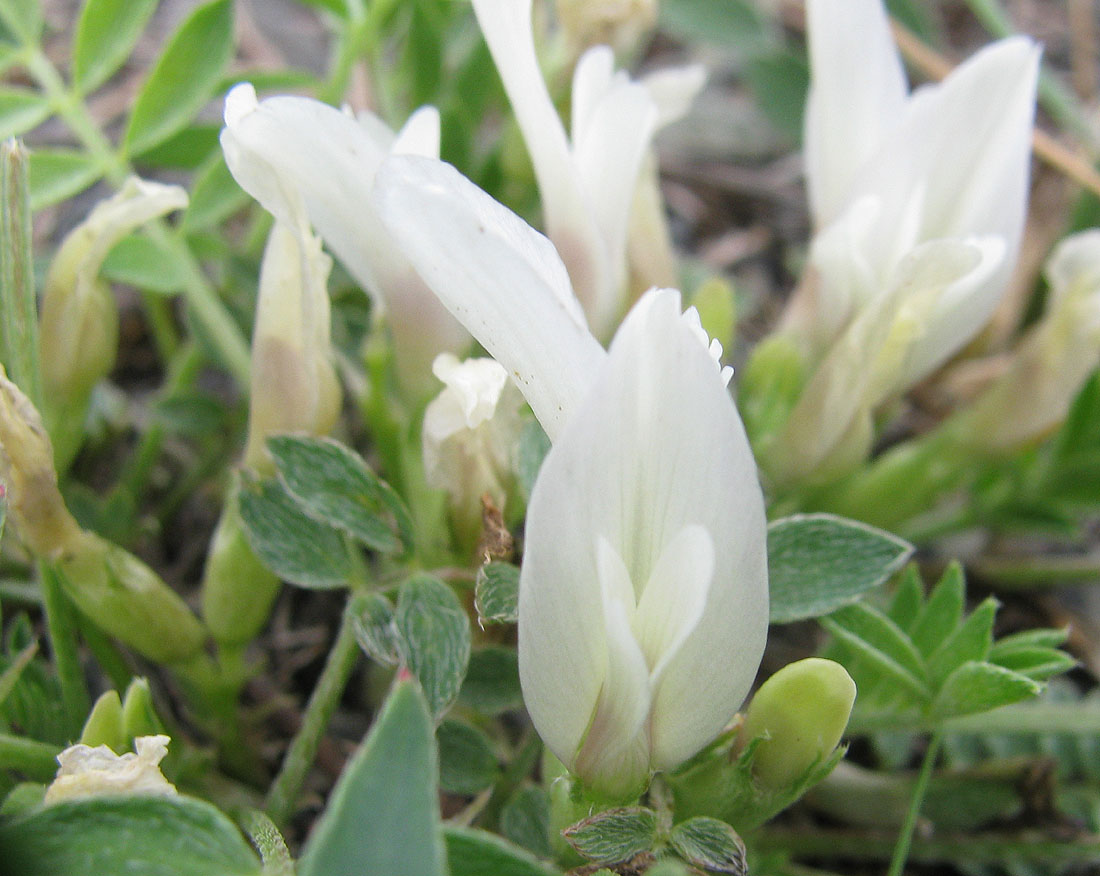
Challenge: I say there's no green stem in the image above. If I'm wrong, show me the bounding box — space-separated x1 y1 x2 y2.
265 594 365 826
38 561 90 740
0 732 61 780
887 730 943 876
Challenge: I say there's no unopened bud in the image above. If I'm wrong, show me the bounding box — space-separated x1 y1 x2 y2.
244 219 340 473
39 178 186 468
200 484 280 646
79 690 126 752
736 658 856 790
121 678 165 741
55 531 205 665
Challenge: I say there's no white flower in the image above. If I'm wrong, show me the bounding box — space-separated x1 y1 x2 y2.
763 0 1039 486
472 0 703 337
375 155 767 799
219 83 468 397
422 354 523 539
44 735 177 804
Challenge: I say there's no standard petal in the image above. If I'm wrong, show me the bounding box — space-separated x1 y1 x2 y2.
519 288 768 777
803 0 908 226
373 154 607 439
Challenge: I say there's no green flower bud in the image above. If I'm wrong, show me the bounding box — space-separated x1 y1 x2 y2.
79 690 126 752
736 658 856 790
55 531 205 665
121 678 165 741
200 484 280 646
738 333 806 455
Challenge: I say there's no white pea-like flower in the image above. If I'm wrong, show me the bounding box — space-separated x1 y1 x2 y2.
375 155 768 799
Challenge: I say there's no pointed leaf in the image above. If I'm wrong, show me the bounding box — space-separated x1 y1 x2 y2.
932 661 1042 720
72 0 158 94
0 88 50 140
927 597 998 685
0 0 43 46
237 477 352 589
101 233 187 294
350 591 400 666
396 574 471 718
475 561 519 625
909 562 965 656
267 435 412 554
990 647 1077 681
182 154 248 231
298 681 446 876
0 796 260 876
823 603 929 702
562 807 658 864
887 564 923 629
459 645 522 714
668 817 747 876
123 0 233 157
444 825 563 876
767 513 913 623
27 149 102 210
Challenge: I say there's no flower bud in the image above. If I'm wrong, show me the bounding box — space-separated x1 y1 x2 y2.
79 690 126 752
44 735 176 804
120 677 165 741
39 177 186 468
735 658 856 790
957 230 1100 452
55 532 206 665
422 354 522 547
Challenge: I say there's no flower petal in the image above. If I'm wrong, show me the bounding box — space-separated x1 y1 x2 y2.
804 0 908 226
373 154 606 439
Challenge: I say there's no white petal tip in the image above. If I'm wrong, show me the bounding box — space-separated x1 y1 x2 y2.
224 82 259 127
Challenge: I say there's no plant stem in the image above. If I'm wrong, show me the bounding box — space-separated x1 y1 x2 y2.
887 730 943 876
265 594 365 826
38 561 90 740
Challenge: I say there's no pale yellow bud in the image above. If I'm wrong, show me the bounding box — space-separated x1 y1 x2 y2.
736 658 856 790
44 735 176 804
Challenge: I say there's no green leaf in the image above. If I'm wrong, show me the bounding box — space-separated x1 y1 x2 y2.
152 391 230 436
138 124 220 170
123 0 233 157
908 562 965 656
459 645 522 714
823 604 929 702
989 647 1077 681
292 0 347 16
989 627 1069 654
27 149 102 210
101 232 187 294
182 154 248 231
240 810 293 876
658 0 770 51
743 48 810 142
0 88 50 140
0 795 261 876
1053 372 1100 458
437 719 500 795
268 435 412 554
396 574 471 718
72 0 158 93
444 825 563 876
298 681 446 876
475 561 520 625
238 476 352 589
351 591 400 665
0 0 43 46
668 817 747 876
887 565 923 629
932 661 1042 720
0 639 37 708
562 807 657 864
926 597 998 685
500 786 552 858
767 513 913 624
